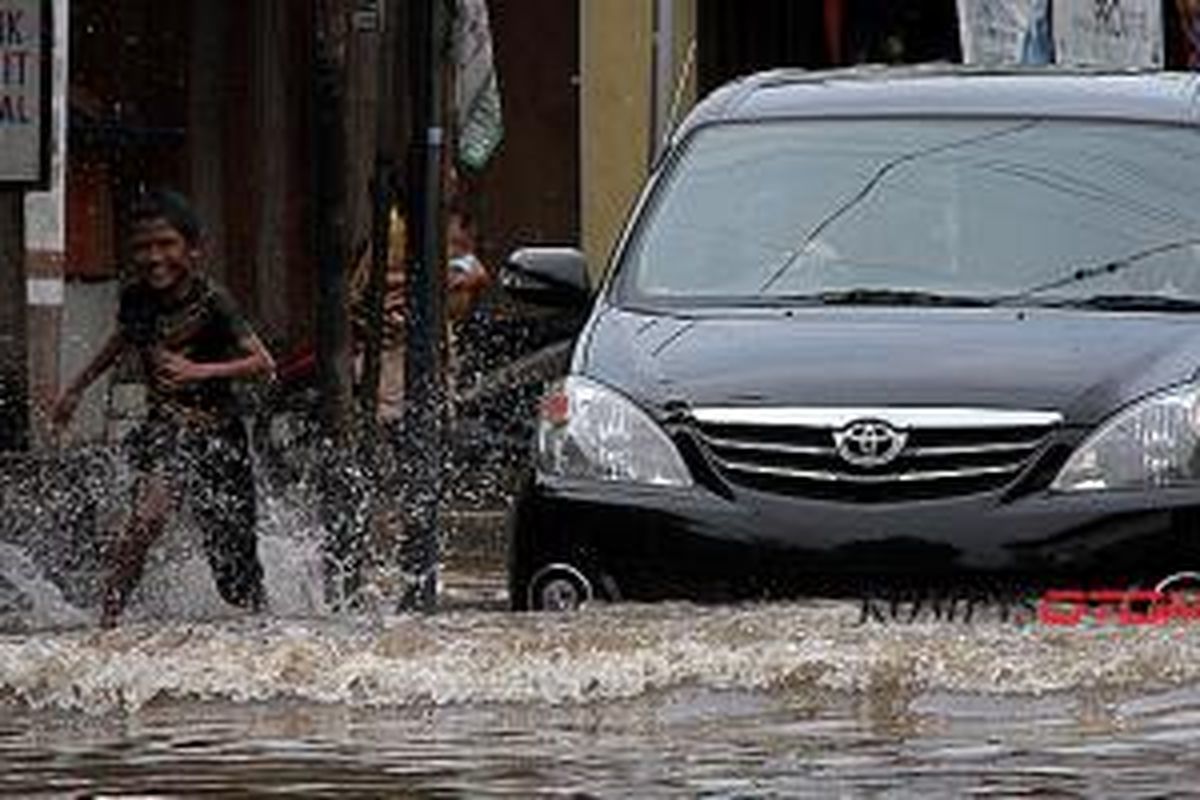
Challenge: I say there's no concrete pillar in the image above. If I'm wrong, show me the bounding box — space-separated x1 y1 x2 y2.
580 0 651 283
24 255 60 446
24 0 69 447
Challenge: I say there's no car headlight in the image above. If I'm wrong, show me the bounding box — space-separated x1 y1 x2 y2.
536 376 693 487
1052 382 1200 492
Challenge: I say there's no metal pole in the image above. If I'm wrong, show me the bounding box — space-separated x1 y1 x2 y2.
401 0 448 610
0 192 30 452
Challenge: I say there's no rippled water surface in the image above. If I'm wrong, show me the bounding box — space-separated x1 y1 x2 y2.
5 454 1200 797
5 599 1200 797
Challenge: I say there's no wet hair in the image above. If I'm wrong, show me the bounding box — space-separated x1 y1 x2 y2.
127 188 202 246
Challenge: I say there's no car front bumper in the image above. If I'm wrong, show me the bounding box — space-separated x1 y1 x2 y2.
508 474 1200 605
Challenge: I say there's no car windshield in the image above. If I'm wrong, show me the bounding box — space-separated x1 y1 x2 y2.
621 118 1200 306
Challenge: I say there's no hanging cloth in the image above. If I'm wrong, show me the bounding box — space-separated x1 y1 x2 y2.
1052 0 1164 67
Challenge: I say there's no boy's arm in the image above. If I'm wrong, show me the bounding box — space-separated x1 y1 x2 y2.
211 331 277 381
52 331 126 430
155 332 276 388
154 285 276 389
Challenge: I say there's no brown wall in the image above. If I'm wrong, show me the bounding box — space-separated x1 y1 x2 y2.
68 0 578 355
697 0 961 94
71 0 316 349
472 0 580 272
216 0 316 348
68 0 191 279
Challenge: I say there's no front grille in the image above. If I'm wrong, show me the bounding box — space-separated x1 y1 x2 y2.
691 408 1060 502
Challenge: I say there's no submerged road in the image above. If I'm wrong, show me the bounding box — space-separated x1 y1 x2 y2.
4 454 1200 796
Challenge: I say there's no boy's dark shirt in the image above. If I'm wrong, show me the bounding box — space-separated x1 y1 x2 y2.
118 274 251 424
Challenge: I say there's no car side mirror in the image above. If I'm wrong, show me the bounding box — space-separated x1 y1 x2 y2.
503 247 592 307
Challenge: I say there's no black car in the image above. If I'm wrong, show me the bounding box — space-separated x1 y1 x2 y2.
506 67 1200 611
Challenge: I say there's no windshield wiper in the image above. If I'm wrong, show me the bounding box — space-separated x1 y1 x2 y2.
998 237 1200 305
1023 294 1200 312
773 288 997 307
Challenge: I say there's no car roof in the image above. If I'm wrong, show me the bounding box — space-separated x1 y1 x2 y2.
673 65 1200 142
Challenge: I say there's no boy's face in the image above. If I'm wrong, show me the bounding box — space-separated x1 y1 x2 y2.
129 217 198 292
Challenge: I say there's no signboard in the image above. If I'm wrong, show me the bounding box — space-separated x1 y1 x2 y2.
0 0 50 187
23 0 65 254
1053 0 1164 67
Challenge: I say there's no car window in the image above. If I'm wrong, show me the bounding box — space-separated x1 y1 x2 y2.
622 118 1200 304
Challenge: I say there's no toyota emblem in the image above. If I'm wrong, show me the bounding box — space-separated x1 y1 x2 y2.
833 420 908 467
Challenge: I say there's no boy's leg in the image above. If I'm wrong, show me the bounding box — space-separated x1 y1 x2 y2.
101 473 174 627
190 420 266 612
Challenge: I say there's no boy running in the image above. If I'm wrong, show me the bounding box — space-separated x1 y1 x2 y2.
52 190 276 627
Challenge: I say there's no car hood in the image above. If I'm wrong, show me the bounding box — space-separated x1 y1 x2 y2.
578 305 1200 425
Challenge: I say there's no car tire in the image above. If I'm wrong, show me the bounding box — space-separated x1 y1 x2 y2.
525 562 595 611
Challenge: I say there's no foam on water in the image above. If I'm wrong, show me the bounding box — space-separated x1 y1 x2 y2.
5 602 1200 714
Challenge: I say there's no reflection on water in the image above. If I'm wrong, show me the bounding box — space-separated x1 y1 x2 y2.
5 668 1200 797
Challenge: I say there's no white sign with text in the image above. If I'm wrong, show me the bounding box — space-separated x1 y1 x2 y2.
0 0 45 184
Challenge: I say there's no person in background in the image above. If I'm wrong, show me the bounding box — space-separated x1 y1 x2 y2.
51 189 276 627
349 203 412 423
446 200 492 321
348 192 493 420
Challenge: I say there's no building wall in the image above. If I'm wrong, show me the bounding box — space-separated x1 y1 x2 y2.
187 0 230 289
473 0 580 271
579 0 653 283
50 0 315 445
71 0 314 352
23 0 70 446
56 280 118 444
247 0 314 349
579 0 698 284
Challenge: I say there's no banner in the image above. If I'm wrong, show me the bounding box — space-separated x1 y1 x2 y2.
957 0 1053 64
1053 0 1164 67
454 0 503 172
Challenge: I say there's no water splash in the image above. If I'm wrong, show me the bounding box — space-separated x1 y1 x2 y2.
0 543 89 632
0 443 340 629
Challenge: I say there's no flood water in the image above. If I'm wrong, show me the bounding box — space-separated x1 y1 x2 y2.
7 591 1200 796
5 457 1200 796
